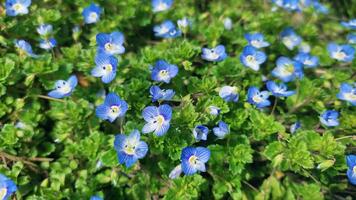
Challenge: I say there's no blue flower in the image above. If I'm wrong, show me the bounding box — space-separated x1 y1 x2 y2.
90 196 103 200
327 43 355 62
181 146 210 175
208 106 220 116
177 17 191 32
201 45 227 62
96 31 125 56
152 0 173 12
219 86 239 102
213 121 229 139
337 83 356 106
169 164 182 179
290 121 301 134
193 125 209 141
39 38 57 50
150 60 178 83
153 20 181 38
272 57 303 82
48 75 78 99
347 34 356 44
91 54 118 83
312 1 328 14
266 80 295 97
37 24 53 36
298 42 311 53
142 104 172 136
95 93 128 123
14 39 37 58
82 3 101 24
280 28 302 50
341 19 356 30
5 0 31 16
244 33 270 48
294 52 319 68
346 155 356 185
223 17 233 30
319 110 339 127
149 86 175 102
114 130 148 168
247 86 271 108
0 174 17 200
240 45 267 71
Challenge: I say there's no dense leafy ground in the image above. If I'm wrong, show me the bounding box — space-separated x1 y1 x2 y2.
0 0 355 199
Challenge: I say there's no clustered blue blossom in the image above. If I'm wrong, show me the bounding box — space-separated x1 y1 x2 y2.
0 174 17 200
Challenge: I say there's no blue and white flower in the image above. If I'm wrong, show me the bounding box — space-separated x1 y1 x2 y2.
294 52 319 68
280 28 302 50
244 33 270 48
39 38 57 50
169 164 182 179
149 85 175 102
341 19 356 30
347 34 356 44
177 17 191 30
240 45 267 71
272 57 304 82
312 1 328 14
114 130 148 168
320 110 339 127
201 45 227 62
219 86 239 102
337 83 356 106
181 146 210 175
0 174 17 200
290 121 301 134
151 60 178 83
152 0 173 13
247 86 271 108
82 3 102 24
193 125 209 141
266 80 295 97
95 93 128 122
14 39 37 58
5 0 31 16
207 106 220 116
154 20 181 38
223 17 233 30
142 104 172 136
91 54 118 83
48 75 77 99
96 31 125 55
298 42 311 53
346 155 356 185
327 43 355 62
213 121 229 139
37 24 53 36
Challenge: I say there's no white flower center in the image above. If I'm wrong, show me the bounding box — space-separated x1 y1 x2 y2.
159 26 169 35
102 64 113 73
89 12 98 22
154 115 165 126
110 105 120 114
251 40 261 47
159 70 169 79
13 3 24 11
57 82 71 94
0 187 7 200
156 2 168 11
280 64 294 76
334 51 346 60
345 92 356 101
124 143 136 155
304 59 313 66
252 94 264 103
105 43 115 52
246 55 256 63
188 155 198 165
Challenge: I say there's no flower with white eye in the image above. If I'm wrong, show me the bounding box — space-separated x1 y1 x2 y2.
95 93 128 123
180 147 210 175
48 75 78 99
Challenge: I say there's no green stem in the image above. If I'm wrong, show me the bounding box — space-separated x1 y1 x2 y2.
271 98 278 115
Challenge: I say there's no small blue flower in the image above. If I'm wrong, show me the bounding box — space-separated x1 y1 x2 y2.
347 34 356 44
223 17 233 30
266 80 295 97
95 93 128 123
337 83 356 106
114 130 148 168
0 174 17 200
153 20 181 38
152 0 173 12
294 52 319 68
320 110 339 127
149 85 175 102
37 24 53 36
280 28 302 50
91 54 118 83
193 125 209 141
341 19 356 30
281 0 302 12
90 196 103 200
96 31 125 56
247 86 271 108
346 155 356 185
219 86 239 102
169 164 182 179
177 17 191 30
150 60 178 83
201 45 227 62
142 104 172 136
272 57 304 82
290 121 301 134
39 38 57 50
312 1 328 14
48 75 77 99
5 0 31 16
14 39 37 58
244 33 270 48
82 3 102 24
213 121 229 139
327 43 355 62
208 106 220 116
181 146 210 175
240 45 267 71
298 42 311 53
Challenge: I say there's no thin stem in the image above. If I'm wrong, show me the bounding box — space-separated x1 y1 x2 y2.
36 95 65 103
271 98 278 115
335 135 356 141
242 180 259 192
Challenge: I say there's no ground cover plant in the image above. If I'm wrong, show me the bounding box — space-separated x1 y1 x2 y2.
0 0 356 199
